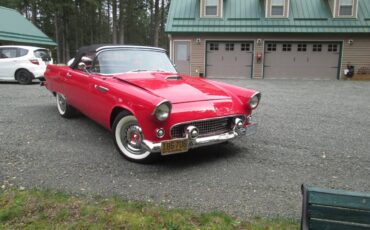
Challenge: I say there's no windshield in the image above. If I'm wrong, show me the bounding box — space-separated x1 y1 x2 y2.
93 49 177 74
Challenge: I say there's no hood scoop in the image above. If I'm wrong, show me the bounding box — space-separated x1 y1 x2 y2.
166 75 182 81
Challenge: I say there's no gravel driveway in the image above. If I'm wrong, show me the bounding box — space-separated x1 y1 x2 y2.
1 79 370 219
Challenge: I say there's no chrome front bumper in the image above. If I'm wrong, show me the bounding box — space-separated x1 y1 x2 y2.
142 123 257 154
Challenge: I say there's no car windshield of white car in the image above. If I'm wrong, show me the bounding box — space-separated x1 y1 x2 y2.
92 49 177 75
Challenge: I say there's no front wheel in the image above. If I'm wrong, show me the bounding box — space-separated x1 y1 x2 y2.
112 112 158 163
56 93 78 118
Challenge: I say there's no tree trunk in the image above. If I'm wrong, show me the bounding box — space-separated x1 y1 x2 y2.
118 0 125 44
54 14 61 63
31 0 37 24
153 0 160 47
112 0 118 44
149 0 154 45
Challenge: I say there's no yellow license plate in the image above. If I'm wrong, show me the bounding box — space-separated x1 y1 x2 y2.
161 138 189 155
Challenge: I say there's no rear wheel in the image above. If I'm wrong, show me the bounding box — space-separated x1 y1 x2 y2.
56 93 78 118
112 112 158 163
16 69 33 85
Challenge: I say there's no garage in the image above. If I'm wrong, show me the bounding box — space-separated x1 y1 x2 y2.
264 42 341 80
206 41 253 79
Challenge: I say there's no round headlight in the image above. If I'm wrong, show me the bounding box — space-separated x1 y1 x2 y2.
249 92 261 110
154 101 171 121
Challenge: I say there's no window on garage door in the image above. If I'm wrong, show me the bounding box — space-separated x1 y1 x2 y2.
297 44 307 52
225 43 234 51
282 44 292 52
313 44 322 52
241 43 251 51
328 44 339 52
209 42 219 51
266 43 277 52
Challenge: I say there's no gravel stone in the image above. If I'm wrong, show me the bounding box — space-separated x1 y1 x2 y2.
0 80 369 219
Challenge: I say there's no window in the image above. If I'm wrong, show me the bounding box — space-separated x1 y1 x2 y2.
267 43 277 52
19 48 28 56
0 48 17 58
271 0 285 17
313 44 322 52
339 0 353 16
282 44 292 52
209 43 219 51
176 44 188 61
241 43 251 51
297 44 307 52
34 49 51 61
205 0 219 16
328 44 338 52
225 43 234 51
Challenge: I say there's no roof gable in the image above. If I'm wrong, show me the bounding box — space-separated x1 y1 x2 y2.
166 0 370 33
0 6 56 46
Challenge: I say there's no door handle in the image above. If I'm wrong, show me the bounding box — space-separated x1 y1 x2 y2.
94 85 109 93
66 72 72 77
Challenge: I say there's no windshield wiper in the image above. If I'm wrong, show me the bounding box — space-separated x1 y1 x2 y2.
127 69 149 73
151 69 167 72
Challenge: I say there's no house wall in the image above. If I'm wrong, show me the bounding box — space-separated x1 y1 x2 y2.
170 34 370 79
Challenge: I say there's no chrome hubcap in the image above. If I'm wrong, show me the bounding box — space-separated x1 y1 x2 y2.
57 94 66 113
122 125 144 154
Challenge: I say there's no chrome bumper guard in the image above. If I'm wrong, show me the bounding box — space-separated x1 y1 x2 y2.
142 123 257 154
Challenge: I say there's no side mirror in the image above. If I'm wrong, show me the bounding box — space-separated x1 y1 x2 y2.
78 62 87 72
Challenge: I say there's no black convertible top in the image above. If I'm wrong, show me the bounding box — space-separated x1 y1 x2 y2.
70 44 165 69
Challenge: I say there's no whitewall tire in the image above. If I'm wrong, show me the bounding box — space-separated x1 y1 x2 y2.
56 93 78 118
112 112 158 163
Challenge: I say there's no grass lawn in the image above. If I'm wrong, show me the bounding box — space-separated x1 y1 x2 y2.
0 188 299 229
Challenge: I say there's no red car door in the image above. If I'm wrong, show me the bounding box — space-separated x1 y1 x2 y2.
63 69 113 129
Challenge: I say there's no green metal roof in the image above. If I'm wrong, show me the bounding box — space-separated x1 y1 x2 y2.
166 0 370 33
0 6 56 46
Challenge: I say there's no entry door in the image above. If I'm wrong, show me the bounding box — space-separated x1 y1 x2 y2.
174 41 190 75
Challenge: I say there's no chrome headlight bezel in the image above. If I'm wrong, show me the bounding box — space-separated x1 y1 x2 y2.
249 92 261 110
153 100 172 121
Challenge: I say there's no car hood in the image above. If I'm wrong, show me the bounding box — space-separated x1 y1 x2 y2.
113 72 231 104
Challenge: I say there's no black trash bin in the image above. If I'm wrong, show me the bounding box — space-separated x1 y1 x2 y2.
346 65 355 78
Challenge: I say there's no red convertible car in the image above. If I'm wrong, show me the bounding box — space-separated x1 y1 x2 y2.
43 45 261 163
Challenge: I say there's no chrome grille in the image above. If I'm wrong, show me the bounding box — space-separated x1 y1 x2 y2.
170 116 244 138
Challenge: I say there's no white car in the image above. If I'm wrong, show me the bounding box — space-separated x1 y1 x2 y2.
0 45 53 84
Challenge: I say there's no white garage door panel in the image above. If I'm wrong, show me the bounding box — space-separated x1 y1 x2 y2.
264 43 340 80
206 42 253 79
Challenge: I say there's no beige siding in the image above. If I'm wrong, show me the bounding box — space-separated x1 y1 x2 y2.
342 38 370 78
171 34 370 80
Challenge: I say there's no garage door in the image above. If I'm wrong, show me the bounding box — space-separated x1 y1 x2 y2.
264 42 341 80
206 42 253 79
